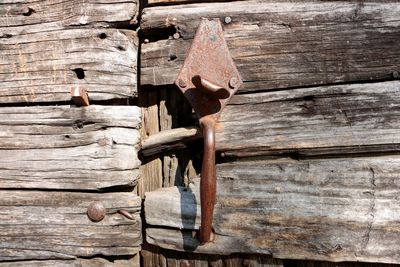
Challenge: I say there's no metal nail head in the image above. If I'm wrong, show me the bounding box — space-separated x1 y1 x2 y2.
87 202 106 222
229 77 239 88
178 78 187 88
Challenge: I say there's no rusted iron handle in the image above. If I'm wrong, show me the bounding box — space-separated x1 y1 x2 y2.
199 116 216 244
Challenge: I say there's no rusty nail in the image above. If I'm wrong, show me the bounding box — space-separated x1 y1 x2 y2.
71 87 90 107
229 77 239 88
87 202 106 222
224 17 232 24
118 209 135 220
392 71 399 79
178 78 187 88
173 33 180 39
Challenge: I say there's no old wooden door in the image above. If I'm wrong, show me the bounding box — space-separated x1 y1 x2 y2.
140 1 400 266
0 1 141 266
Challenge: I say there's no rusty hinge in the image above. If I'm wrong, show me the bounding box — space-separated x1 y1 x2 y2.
175 18 243 244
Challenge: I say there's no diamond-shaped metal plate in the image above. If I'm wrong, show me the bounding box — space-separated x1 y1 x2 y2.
174 18 242 120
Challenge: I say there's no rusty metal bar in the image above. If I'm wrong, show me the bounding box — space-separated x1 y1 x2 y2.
199 116 216 243
175 18 242 244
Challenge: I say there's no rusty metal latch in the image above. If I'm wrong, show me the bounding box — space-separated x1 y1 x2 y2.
175 18 243 244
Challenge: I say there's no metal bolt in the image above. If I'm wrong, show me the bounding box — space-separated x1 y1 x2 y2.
178 78 187 88
229 77 239 88
87 202 106 222
224 16 232 24
173 33 180 39
392 71 399 79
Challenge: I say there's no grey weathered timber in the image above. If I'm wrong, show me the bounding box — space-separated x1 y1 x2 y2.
142 244 284 267
141 81 400 158
0 190 141 261
0 0 138 33
0 105 141 190
148 0 242 5
141 127 201 156
145 156 400 263
0 28 137 103
0 256 140 267
141 1 400 91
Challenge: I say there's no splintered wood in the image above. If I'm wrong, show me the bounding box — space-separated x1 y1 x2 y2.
146 156 400 263
0 106 141 190
0 191 141 261
141 2 400 92
0 1 139 103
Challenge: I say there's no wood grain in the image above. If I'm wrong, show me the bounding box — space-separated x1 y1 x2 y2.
140 81 400 158
0 256 140 267
0 105 141 190
141 1 400 91
141 244 284 267
0 190 141 261
148 0 241 5
145 155 400 263
0 28 137 103
0 0 138 33
137 88 163 198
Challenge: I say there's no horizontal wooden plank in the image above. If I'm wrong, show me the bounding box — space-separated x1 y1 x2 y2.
148 0 243 5
141 1 400 91
0 190 141 261
0 0 138 33
145 155 400 263
0 256 140 267
141 81 400 157
0 28 137 103
216 80 400 157
0 105 141 190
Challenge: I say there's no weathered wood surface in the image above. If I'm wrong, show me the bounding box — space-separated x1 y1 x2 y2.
0 28 138 103
142 127 201 156
137 88 163 197
148 0 242 5
0 256 140 267
141 81 400 158
145 156 400 263
0 190 141 261
0 105 141 190
0 0 138 33
285 261 397 267
141 1 400 91
142 244 284 267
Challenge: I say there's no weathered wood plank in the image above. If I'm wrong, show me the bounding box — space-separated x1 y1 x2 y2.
284 260 398 267
0 28 137 103
137 88 163 198
142 244 284 267
0 105 141 190
145 155 400 263
0 0 138 33
217 81 400 157
148 0 243 5
141 1 400 91
140 81 400 158
0 190 141 261
0 255 140 267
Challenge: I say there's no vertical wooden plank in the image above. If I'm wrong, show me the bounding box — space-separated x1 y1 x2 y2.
138 88 163 197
